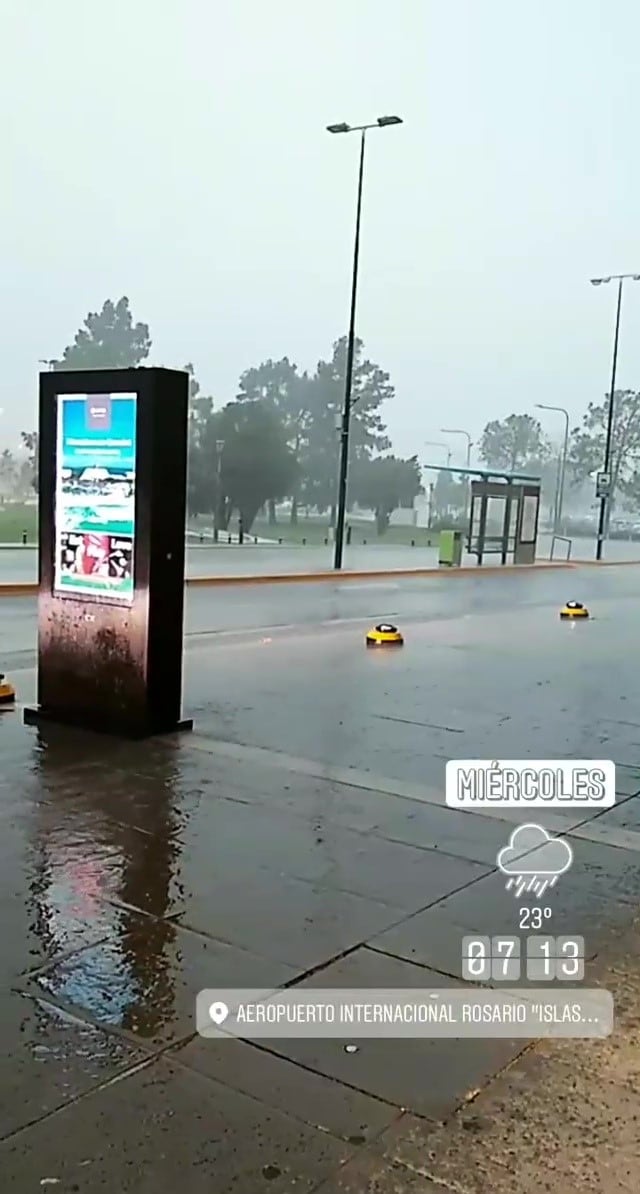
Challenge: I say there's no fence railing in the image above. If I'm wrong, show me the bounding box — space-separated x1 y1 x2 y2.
550 535 572 560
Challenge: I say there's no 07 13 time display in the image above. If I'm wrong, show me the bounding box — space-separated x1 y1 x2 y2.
462 935 585 982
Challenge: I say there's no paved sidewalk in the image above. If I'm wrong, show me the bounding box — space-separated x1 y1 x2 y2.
1 709 640 1190
324 919 640 1193
2 572 640 1190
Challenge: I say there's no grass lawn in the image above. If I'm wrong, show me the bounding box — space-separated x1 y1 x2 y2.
1 505 440 548
188 513 439 547
249 517 438 547
0 503 37 543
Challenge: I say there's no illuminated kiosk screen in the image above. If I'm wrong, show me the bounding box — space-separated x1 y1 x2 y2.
53 392 137 603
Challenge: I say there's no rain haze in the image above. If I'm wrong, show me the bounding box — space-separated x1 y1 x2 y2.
6 8 640 1182
2 0 640 457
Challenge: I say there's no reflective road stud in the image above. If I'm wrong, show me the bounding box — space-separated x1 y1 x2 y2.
365 623 404 647
0 674 16 705
559 601 589 620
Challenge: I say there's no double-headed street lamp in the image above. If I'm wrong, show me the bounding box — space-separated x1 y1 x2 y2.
534 404 569 534
591 273 640 559
441 428 472 467
328 115 403 569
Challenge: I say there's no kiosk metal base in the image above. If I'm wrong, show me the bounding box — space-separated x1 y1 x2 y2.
23 706 193 741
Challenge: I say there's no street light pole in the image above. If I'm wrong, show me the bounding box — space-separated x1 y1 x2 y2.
334 129 365 571
425 440 452 467
441 428 472 468
591 272 640 560
328 115 403 569
424 442 452 524
441 428 473 521
534 404 569 534
214 439 224 543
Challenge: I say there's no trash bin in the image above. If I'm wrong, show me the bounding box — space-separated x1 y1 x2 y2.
439 529 462 567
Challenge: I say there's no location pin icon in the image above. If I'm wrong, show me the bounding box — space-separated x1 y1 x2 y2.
209 1001 229 1026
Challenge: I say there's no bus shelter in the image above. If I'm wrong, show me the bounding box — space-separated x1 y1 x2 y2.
423 464 541 566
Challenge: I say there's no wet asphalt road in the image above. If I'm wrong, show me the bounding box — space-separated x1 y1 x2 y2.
1 565 640 1189
2 559 640 674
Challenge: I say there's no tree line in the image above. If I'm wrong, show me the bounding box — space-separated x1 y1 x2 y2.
476 401 640 515
4 295 640 528
3 297 422 535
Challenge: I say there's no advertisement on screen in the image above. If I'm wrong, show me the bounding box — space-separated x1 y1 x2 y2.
53 393 137 601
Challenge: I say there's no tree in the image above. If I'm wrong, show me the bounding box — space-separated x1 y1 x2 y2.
19 431 38 493
0 448 18 498
303 336 393 518
478 414 551 473
569 390 640 510
184 362 201 405
184 366 218 519
191 399 298 531
432 470 467 519
352 455 422 535
236 358 313 523
54 297 151 370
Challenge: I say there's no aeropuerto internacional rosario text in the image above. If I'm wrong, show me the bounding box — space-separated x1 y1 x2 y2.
195 989 614 1039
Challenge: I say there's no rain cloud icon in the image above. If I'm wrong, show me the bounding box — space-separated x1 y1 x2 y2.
497 823 573 899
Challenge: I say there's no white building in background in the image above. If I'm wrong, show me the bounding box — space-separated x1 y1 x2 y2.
353 497 431 527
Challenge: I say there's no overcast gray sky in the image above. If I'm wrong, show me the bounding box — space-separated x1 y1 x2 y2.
2 0 639 461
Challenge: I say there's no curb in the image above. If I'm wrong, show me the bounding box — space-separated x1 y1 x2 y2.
3 557 640 597
0 583 39 596
0 561 576 597
569 557 640 567
184 561 576 587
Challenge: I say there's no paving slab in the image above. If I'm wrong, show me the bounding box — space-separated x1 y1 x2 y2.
176 794 490 912
594 792 640 829
176 872 408 970
0 800 137 984
366 800 519 866
0 1054 354 1193
366 920 640 1194
25 913 299 1048
0 989 145 1140
369 837 640 979
607 762 640 796
175 1035 401 1143
245 948 526 1118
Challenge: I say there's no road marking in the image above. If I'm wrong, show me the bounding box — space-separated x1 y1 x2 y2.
375 714 464 733
184 613 403 644
335 583 400 591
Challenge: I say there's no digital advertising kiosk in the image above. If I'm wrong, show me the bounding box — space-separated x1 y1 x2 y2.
24 367 192 739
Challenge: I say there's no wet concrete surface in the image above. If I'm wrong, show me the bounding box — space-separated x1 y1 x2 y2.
0 989 145 1139
359 920 640 1193
1 566 640 1188
0 1053 355 1193
225 947 527 1118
